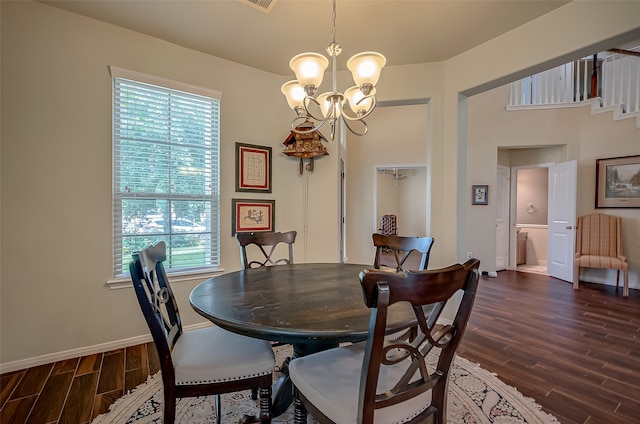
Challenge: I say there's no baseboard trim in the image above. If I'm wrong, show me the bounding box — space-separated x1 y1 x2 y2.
0 322 211 375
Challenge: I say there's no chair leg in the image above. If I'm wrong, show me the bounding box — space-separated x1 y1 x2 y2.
259 386 272 423
624 270 629 298
616 270 620 289
163 392 176 424
293 396 307 424
431 377 447 424
215 394 221 424
573 265 580 290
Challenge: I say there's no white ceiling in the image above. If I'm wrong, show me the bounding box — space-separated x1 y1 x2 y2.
39 0 572 76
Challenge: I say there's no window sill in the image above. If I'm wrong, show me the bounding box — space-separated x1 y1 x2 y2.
106 267 225 290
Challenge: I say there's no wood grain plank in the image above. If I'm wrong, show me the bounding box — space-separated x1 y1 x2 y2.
10 364 53 399
58 372 99 424
25 372 73 424
96 351 124 395
0 371 24 408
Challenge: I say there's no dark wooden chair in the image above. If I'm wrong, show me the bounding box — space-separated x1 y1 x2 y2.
289 258 480 424
373 233 435 272
129 241 275 424
236 231 297 269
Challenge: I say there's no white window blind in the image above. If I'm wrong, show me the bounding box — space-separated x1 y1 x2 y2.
111 67 220 276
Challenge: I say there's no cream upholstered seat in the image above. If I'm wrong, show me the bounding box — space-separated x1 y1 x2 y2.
289 259 480 424
574 213 629 297
130 241 275 424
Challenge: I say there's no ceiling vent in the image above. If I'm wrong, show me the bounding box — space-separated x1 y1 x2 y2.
238 0 277 13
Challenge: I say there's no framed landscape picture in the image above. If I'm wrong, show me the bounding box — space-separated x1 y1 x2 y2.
596 155 640 208
231 199 275 235
235 142 272 193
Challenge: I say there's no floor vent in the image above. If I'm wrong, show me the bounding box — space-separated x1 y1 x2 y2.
238 0 277 13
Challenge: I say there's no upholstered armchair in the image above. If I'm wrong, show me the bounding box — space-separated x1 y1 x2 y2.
574 213 629 297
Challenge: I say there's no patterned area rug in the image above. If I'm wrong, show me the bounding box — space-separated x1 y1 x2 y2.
92 346 559 424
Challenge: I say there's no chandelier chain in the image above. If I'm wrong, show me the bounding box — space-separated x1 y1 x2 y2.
331 0 336 45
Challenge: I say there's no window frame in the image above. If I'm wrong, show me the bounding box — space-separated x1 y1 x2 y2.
110 67 222 280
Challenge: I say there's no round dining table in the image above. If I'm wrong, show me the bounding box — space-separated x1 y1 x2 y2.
189 262 417 416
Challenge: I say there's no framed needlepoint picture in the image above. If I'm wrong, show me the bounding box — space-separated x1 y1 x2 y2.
236 142 272 193
231 199 275 235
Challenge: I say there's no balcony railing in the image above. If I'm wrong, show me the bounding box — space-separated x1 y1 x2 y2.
508 48 640 115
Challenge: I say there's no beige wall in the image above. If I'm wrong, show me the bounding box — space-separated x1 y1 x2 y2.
0 1 304 367
516 168 548 226
2 0 639 370
345 104 429 265
467 84 639 288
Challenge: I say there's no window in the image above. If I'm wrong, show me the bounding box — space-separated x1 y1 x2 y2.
111 67 220 276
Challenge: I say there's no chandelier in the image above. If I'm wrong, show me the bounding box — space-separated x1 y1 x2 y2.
281 0 386 140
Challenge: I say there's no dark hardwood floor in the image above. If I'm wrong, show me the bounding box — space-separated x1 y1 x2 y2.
1 270 638 423
0 342 160 424
458 271 640 424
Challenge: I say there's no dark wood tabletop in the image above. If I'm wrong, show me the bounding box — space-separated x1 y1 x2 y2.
190 262 420 416
189 262 417 348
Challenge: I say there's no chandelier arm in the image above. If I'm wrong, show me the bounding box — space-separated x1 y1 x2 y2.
342 95 378 121
341 116 368 136
290 116 329 134
302 96 329 122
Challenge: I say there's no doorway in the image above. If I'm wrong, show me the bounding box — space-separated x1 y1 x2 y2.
375 166 427 237
512 165 549 275
496 146 575 279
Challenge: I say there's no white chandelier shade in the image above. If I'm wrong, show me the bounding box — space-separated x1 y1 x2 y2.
281 80 306 111
347 52 386 88
281 0 385 140
289 53 329 92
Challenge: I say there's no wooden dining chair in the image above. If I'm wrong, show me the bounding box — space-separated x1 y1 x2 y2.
130 241 275 424
574 212 629 297
236 231 297 269
289 258 480 424
373 233 435 272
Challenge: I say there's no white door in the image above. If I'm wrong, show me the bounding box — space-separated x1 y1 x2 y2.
496 166 510 270
547 160 577 282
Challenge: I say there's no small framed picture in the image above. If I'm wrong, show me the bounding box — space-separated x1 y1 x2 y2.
472 185 488 205
231 199 275 235
235 142 272 193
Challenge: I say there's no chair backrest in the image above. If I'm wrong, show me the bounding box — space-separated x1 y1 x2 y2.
373 233 435 271
129 241 181 376
236 230 297 269
576 213 623 257
378 214 398 236
357 258 480 423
